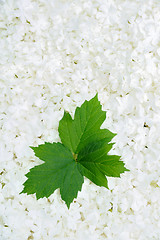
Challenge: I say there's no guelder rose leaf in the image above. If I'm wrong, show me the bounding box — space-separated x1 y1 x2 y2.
58 94 115 154
21 94 129 208
21 143 84 208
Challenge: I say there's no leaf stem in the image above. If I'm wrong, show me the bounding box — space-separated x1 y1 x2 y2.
73 153 78 162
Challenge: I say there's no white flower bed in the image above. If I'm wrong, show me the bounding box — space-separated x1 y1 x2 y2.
1 0 160 239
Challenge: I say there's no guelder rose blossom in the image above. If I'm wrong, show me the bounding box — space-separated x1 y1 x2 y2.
0 0 160 239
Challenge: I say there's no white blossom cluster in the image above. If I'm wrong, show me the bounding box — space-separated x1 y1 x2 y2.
1 0 160 239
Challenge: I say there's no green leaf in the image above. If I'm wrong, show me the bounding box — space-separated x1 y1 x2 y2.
21 143 84 208
58 94 116 154
21 94 129 208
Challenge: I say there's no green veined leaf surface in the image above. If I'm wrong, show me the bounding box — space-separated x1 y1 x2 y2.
58 94 116 154
21 143 84 208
